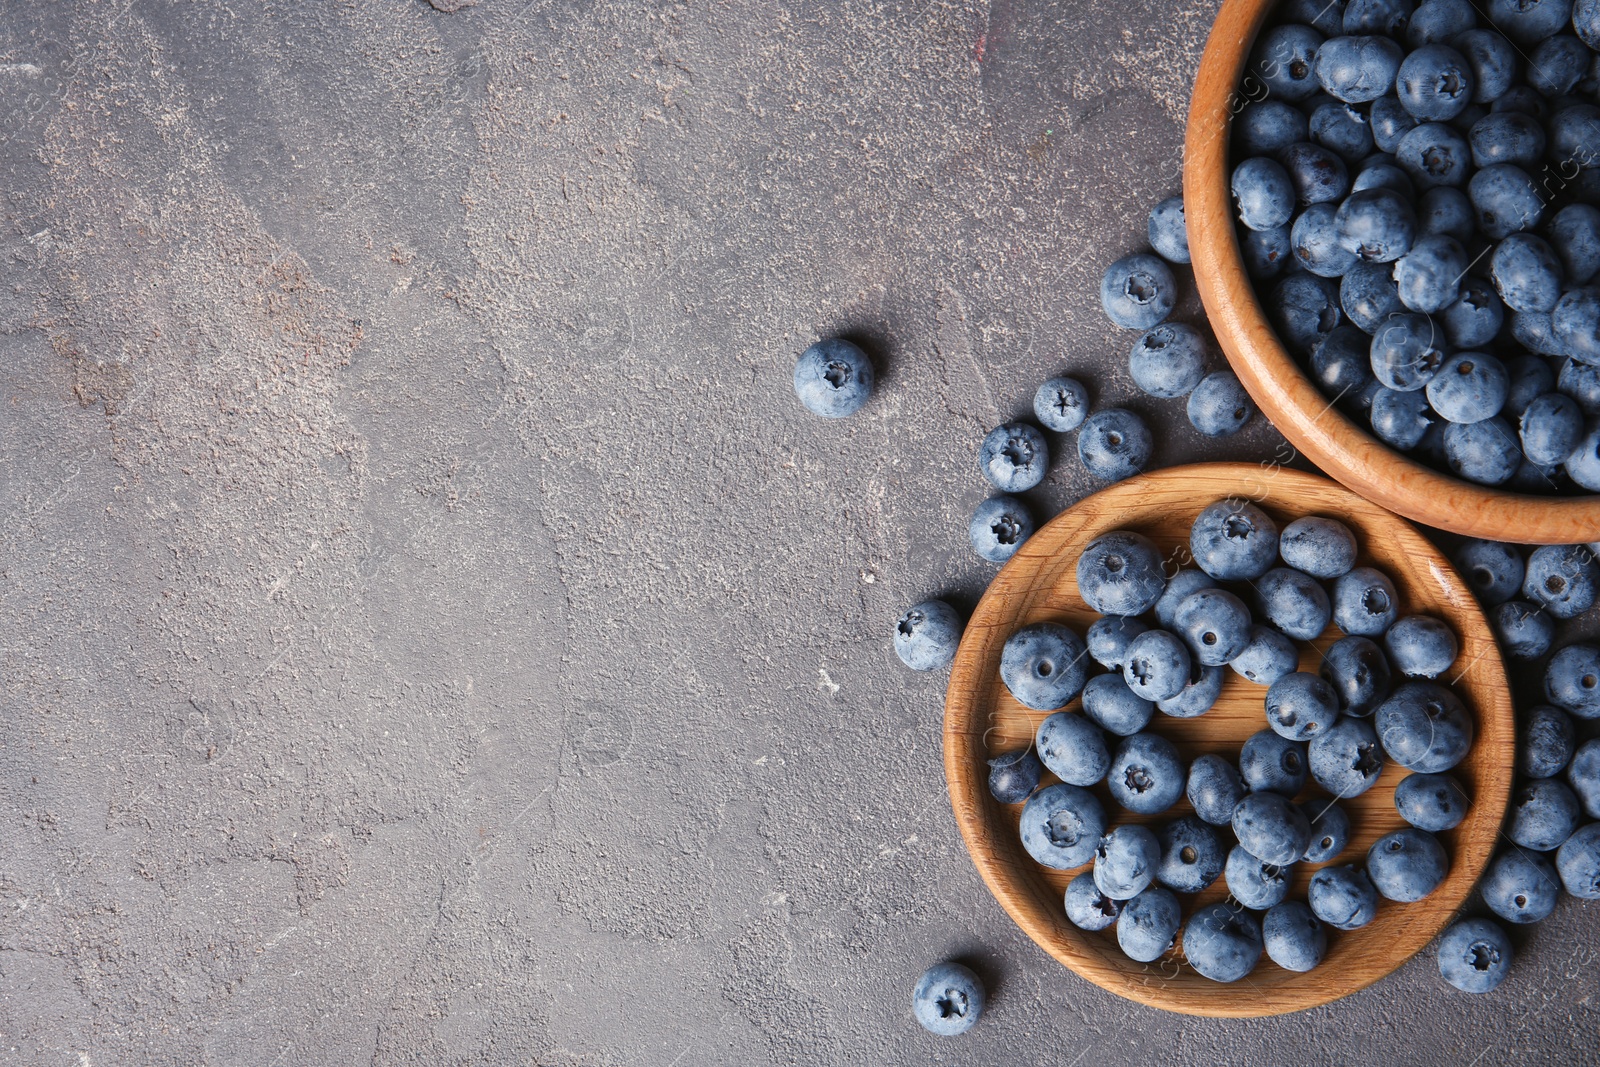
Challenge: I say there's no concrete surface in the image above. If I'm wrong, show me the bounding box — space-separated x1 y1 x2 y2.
0 0 1596 1063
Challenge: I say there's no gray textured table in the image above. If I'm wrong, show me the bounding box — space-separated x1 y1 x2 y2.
1 0 1595 1063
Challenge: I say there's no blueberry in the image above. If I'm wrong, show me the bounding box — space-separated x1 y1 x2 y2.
1087 615 1151 672
1570 738 1600 816
1175 588 1254 666
1116 886 1182 962
1284 0 1350 34
1078 408 1153 482
1263 901 1328 972
1528 33 1590 93
1283 141 1353 206
1091 824 1161 901
1187 371 1256 437
1353 159 1418 198
1079 675 1155 738
1233 157 1298 231
1065 871 1123 931
1242 224 1295 280
1279 515 1358 579
1486 0 1572 42
1337 188 1420 262
793 339 873 417
1437 917 1512 992
1395 122 1472 189
1033 376 1090 432
1562 357 1600 414
1490 84 1549 118
1235 99 1311 156
1550 204 1600 285
1546 104 1600 172
1339 263 1401 335
1252 23 1328 102
1101 254 1177 330
1504 356 1556 418
1317 35 1405 102
1397 44 1476 121
1372 95 1421 153
1321 634 1394 716
1546 643 1600 718
1189 754 1249 826
1519 705 1575 779
1148 195 1191 264
1019 783 1106 868
1392 235 1468 313
1577 0 1600 46
1240 728 1312 796
1508 778 1582 850
894 599 963 671
1416 184 1476 241
1556 822 1600 898
1523 544 1599 619
1512 309 1571 357
1234 791 1314 866
1184 903 1264 983
1000 622 1089 711
1368 827 1450 901
1309 864 1380 929
1310 715 1386 795
1492 233 1565 313
1271 273 1345 354
1331 566 1400 636
1482 848 1561 923
1344 0 1413 33
1369 312 1446 391
1077 530 1167 616
1191 498 1280 581
1231 625 1301 687
1107 732 1187 815
912 962 985 1036
1445 417 1522 485
1520 393 1582 469
1225 845 1296 910
1149 818 1225 897
1371 385 1437 448
1130 323 1208 398
978 422 1049 493
1377 680 1474 772
1036 712 1111 787
1159 662 1228 719
969 495 1035 563
1155 568 1218 629
1256 568 1334 641
1293 203 1360 277
1384 615 1459 678
988 746 1044 804
1469 164 1546 239
1510 458 1563 492
1409 0 1478 43
1453 538 1525 604
1451 28 1519 102
1468 110 1547 168
1439 277 1504 348
1302 796 1354 862
1311 100 1377 161
1266 672 1343 741
1553 288 1600 364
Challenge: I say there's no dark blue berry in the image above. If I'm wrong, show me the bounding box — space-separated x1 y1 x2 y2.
1283 141 1352 205
1439 277 1504 347
1175 588 1254 666
1469 164 1546 239
1078 408 1153 482
1235 99 1311 156
1020 783 1105 868
1443 417 1521 485
1308 864 1380 929
1101 254 1178 330
1293 202 1360 275
1520 391 1584 465
894 599 963 671
1310 714 1386 795
1321 634 1394 716
1507 778 1581 850
1256 568 1333 640
1191 498 1280 580
1080 673 1156 737
1553 288 1600 364
1494 599 1556 660
1336 187 1419 261
1377 680 1474 772
1184 904 1264 983
1482 847 1560 923
1078 530 1168 616
1148 195 1191 264
913 962 985 1036
1316 35 1405 103
1000 623 1088 711
1033 376 1090 432
1251 24 1327 102
1267 672 1343 740
1156 817 1227 894
1302 795 1354 861
1311 100 1377 161
1094 824 1161 900
1395 121 1471 188
793 339 873 417
1065 871 1122 931
1491 233 1564 313
1550 204 1600 285
1188 753 1249 826
1397 44 1476 121
1188 371 1256 437
1233 157 1298 231
1468 109 1547 168
1437 917 1511 992
1086 615 1150 671
1519 704 1575 778
1371 94 1421 152
988 746 1044 804
1453 538 1524 604
1036 711 1110 787
1107 732 1186 815
1416 184 1476 241
1240 729 1311 797
1130 323 1208 398
1557 823 1600 898
1452 28 1518 102
1332 566 1400 635
1116 887 1181 962
1270 273 1345 354
1395 771 1471 830
1523 544 1599 619
1263 901 1327 972
1427 351 1508 422
969 495 1034 563
1486 0 1572 42
1569 738 1600 817
1547 643 1600 718
1225 845 1295 910
979 421 1049 492
1280 515 1358 578
1367 826 1450 901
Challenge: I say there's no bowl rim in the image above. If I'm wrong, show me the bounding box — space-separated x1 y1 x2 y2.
1182 0 1600 544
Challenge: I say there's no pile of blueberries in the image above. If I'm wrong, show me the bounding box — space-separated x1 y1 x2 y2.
1228 0 1600 490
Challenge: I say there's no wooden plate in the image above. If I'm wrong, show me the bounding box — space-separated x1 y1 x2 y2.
1183 0 1600 544
943 463 1514 1017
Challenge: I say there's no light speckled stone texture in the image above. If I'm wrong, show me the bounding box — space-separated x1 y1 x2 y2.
0 1 1595 1063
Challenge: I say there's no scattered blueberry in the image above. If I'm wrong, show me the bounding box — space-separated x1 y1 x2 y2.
1148 196 1191 264
1065 871 1123 931
1130 323 1208 399
1019 783 1106 869
1482 847 1561 923
1241 728 1311 795
1546 643 1600 719
978 422 1049 493
1188 754 1249 826
1263 900 1328 972
987 746 1043 804
1187 371 1256 436
1078 408 1153 482
1033 376 1090 432
1107 732 1187 815
913 962 985 1036
1507 778 1582 851
1101 254 1177 330
1233 157 1298 231
1309 864 1380 930
1519 704 1575 779
894 599 963 671
1367 827 1450 901
1383 614 1458 677
1377 680 1475 772
1191 498 1280 580
793 339 874 417
1395 771 1472 830
1000 623 1088 711
1556 822 1600 899
1184 903 1264 983
1077 531 1168 616
1569 738 1600 817
1437 917 1512 992
969 495 1035 563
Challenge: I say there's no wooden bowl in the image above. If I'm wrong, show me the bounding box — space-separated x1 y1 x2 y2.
943 463 1513 1017
1183 0 1600 544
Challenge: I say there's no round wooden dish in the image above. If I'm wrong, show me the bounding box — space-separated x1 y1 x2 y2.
1183 0 1600 544
944 463 1513 1017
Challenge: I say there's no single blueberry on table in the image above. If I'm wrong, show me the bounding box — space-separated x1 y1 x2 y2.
1077 530 1167 616
1184 903 1264 984
1242 224 1294 280
1371 385 1436 449
1503 355 1555 418
1444 417 1521 485
1116 886 1182 963
1553 288 1600 365
1240 729 1310 797
1546 643 1600 719
969 495 1035 563
1377 680 1474 772
1107 731 1187 815
1367 827 1450 901
1368 312 1445 392
1234 791 1314 866
1175 588 1254 666
1310 714 1386 796
1187 371 1256 437
1158 662 1228 719
1155 816 1227 893
1384 614 1458 678
1279 515 1358 579
1252 23 1327 102
1129 323 1208 399
1256 567 1333 641
988 746 1043 804
1469 163 1546 239
1065 871 1122 931
1224 845 1295 910
1332 566 1400 636
1407 0 1477 45
1000 622 1088 711
1233 157 1298 231
1148 195 1191 264
1020 783 1106 869
1394 122 1471 189
1491 233 1565 314
1507 778 1582 851
1527 32 1590 94
1155 568 1217 630
1080 673 1156 736
1397 44 1476 121
1520 392 1584 466
1266 672 1343 741
1482 847 1560 924
1523 544 1600 620
1309 864 1380 930
1437 917 1512 993
978 421 1049 493
1336 187 1419 262
1451 28 1518 103
1302 795 1353 862
1395 771 1472 830
1078 408 1153 482
1321 634 1394 716
1316 34 1405 103
894 599 963 671
1313 324 1379 401
1395 234 1468 313
1440 278 1505 349
1556 822 1600 899
1416 184 1475 242
1235 99 1311 157
1311 100 1377 162
1344 0 1413 34
1468 109 1546 168
1549 204 1600 286
1036 711 1111 787
1519 704 1575 778
1452 538 1524 605
793 338 873 417
1371 94 1420 153
1569 738 1600 817
1190 754 1250 826
1191 498 1280 581
1263 901 1328 972
1094 823 1163 900
1101 254 1177 330
1283 141 1352 206
1086 615 1151 672
912 962 985 1036
1033 376 1090 432
1231 625 1301 687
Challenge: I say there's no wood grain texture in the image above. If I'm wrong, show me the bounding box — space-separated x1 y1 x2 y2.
943 463 1514 1017
1182 0 1600 545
